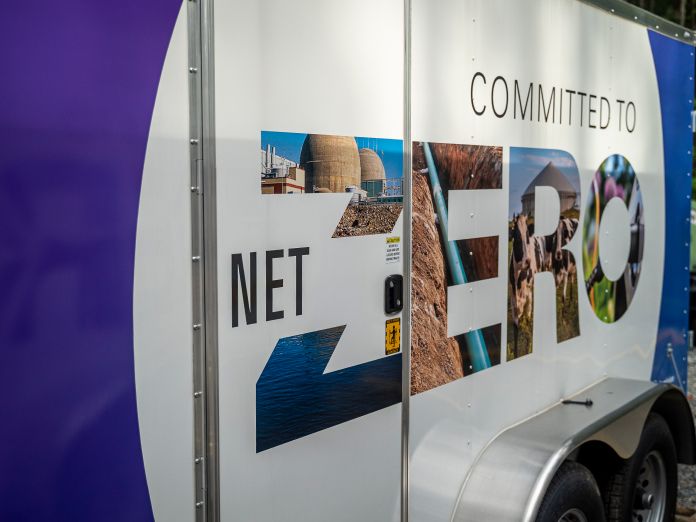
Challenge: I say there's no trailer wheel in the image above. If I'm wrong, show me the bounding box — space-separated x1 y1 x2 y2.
603 413 677 522
536 461 606 522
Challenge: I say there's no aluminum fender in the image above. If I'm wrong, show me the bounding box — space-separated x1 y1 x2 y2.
451 378 691 522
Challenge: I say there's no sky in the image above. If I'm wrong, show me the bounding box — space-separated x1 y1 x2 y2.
261 131 403 179
508 147 581 218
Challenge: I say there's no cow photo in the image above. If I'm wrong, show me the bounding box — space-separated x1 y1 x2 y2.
507 148 581 361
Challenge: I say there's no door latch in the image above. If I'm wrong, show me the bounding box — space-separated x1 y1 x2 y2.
384 274 403 315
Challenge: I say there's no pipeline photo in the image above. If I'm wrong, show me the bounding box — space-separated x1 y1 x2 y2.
507 148 581 361
411 141 502 395
260 131 403 237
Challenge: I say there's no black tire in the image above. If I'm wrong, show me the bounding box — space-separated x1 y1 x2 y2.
536 461 606 522
603 413 677 522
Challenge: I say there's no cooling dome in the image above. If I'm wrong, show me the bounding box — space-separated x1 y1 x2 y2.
359 148 386 181
300 135 361 193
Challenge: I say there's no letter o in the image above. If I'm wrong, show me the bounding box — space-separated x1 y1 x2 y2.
491 76 509 118
626 102 636 133
582 154 644 322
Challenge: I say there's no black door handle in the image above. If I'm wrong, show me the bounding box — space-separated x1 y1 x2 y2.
385 274 403 314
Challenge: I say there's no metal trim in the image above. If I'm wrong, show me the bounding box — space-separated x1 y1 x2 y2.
200 0 220 518
187 0 219 520
580 0 696 45
186 1 206 520
401 0 412 521
450 378 682 522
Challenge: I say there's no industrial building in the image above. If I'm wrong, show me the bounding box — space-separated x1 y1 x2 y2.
261 144 305 194
263 133 403 202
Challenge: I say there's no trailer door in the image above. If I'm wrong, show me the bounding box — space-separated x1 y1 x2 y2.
213 1 406 520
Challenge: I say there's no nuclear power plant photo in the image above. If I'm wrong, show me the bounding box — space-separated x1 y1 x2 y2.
261 131 403 237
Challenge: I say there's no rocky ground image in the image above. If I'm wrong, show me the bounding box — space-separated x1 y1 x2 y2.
410 142 502 394
678 348 696 520
332 203 402 237
411 144 463 394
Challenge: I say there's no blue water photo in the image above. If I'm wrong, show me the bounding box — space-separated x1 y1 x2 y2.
256 325 402 452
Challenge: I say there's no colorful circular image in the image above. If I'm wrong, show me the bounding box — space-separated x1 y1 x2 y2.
583 154 644 323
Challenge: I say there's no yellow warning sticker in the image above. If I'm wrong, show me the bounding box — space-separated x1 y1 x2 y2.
385 318 401 355
385 236 401 264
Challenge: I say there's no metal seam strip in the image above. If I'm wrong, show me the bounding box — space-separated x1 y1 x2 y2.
401 0 412 520
580 0 696 46
200 0 220 519
187 0 219 520
186 0 206 519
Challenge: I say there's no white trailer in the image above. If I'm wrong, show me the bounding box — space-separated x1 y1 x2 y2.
3 0 696 521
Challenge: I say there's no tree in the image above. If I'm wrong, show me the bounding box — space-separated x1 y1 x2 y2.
625 0 693 29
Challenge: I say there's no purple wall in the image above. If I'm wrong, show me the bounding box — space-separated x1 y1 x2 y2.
0 2 181 520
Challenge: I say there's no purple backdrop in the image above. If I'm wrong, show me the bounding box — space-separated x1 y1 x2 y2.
0 1 182 520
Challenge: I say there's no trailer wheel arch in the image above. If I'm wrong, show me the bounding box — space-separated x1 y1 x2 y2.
451 380 695 522
649 388 696 464
572 439 624 499
572 387 696 493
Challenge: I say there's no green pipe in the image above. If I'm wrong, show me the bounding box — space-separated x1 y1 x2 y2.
422 142 491 372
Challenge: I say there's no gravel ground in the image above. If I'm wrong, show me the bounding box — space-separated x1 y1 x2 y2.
677 348 696 518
